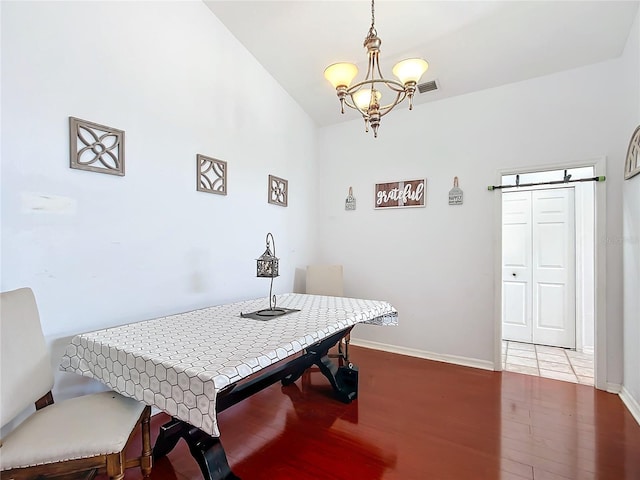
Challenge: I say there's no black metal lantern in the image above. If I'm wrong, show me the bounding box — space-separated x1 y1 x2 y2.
256 233 279 278
241 232 299 320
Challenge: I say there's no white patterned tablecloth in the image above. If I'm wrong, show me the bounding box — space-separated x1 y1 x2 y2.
59 294 397 437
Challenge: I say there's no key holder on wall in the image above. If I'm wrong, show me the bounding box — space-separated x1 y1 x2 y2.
449 177 463 205
345 186 356 210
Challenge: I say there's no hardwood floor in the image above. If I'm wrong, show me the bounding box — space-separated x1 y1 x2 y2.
106 346 640 480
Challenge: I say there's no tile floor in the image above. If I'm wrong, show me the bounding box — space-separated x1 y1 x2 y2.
502 341 594 385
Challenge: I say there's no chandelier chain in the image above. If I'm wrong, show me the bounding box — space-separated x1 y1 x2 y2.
363 0 378 40
371 0 375 28
366 0 378 38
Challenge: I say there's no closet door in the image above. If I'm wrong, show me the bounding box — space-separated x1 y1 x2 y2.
531 188 576 348
502 191 533 343
502 188 576 348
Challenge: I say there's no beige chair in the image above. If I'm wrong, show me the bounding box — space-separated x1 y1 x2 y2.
305 265 350 364
0 288 152 480
306 265 344 298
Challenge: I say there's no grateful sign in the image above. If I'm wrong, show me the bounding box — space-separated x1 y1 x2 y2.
374 179 426 209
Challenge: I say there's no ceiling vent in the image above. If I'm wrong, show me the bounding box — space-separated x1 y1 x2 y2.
417 80 438 94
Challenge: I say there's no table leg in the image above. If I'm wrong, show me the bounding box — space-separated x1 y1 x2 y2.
282 328 359 403
153 417 183 459
154 418 240 480
315 353 359 403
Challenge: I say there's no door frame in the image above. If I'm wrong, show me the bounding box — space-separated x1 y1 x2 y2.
493 157 607 390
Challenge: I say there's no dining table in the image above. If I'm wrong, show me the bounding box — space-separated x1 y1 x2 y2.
59 293 397 480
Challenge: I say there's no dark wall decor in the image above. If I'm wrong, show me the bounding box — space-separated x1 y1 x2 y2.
268 175 288 207
375 179 426 209
69 117 125 176
197 154 227 195
625 125 640 180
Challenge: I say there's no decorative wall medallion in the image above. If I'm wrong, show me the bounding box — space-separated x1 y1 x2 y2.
69 117 125 176
375 179 426 209
448 177 463 205
268 175 288 207
345 186 356 211
197 154 227 195
625 125 640 180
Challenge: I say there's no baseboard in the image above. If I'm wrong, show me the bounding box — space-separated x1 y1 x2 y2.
619 386 640 426
607 382 622 394
350 339 495 371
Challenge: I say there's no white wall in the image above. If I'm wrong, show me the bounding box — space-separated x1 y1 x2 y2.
621 8 640 421
2 0 637 414
317 57 629 384
1 1 317 397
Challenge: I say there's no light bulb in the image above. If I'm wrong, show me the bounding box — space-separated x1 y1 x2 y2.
353 89 382 111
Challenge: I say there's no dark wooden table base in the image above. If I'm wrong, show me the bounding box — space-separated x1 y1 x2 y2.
153 328 356 480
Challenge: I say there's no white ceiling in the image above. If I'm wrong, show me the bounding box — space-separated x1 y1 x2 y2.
204 1 639 127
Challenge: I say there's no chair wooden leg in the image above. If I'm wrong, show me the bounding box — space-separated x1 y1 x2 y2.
141 406 153 476
106 451 125 480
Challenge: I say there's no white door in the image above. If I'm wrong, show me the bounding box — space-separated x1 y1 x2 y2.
502 188 576 348
531 189 576 348
502 191 533 342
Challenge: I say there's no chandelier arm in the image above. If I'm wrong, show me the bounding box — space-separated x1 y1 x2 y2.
379 81 406 93
346 78 404 95
378 91 407 117
375 55 386 82
342 97 371 117
342 98 359 110
364 53 374 83
343 90 407 117
369 52 378 82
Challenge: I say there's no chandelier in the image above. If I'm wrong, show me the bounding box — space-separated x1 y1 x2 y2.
323 0 428 138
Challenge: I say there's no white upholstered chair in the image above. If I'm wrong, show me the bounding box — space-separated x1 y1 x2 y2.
305 265 350 363
306 265 344 298
0 287 152 480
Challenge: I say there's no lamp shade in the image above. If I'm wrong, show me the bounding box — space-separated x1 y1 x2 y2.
257 245 279 278
353 88 382 111
324 63 359 89
392 58 429 85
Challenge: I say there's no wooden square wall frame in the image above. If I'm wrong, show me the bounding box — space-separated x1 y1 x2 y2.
69 117 125 176
268 175 288 207
197 154 227 195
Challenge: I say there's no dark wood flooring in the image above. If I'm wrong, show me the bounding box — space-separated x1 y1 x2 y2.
103 346 640 480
